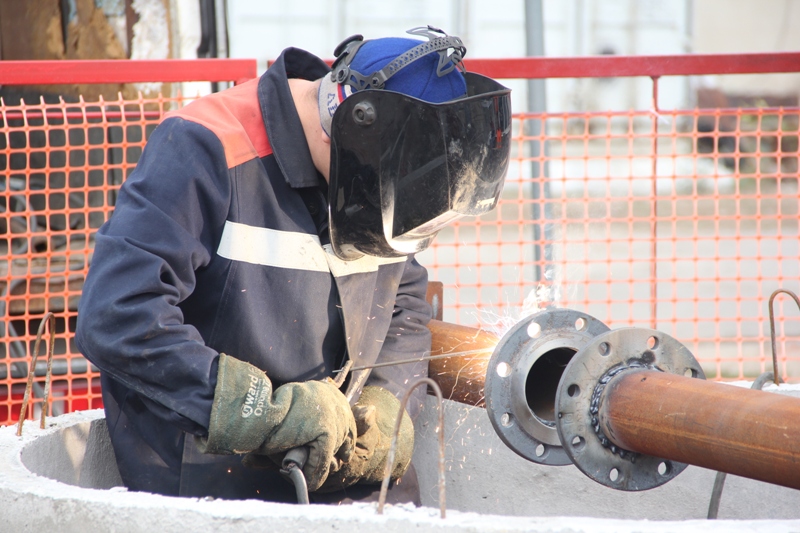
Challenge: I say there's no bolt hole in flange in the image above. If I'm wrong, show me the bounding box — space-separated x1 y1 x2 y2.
496 362 511 377
609 468 620 482
485 309 610 466
647 336 659 350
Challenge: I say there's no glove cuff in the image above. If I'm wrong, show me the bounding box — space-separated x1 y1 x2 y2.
197 353 274 454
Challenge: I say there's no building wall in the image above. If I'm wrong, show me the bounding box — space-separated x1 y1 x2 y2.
225 0 529 115
225 0 800 112
541 0 692 112
0 0 171 101
224 0 692 112
692 0 800 102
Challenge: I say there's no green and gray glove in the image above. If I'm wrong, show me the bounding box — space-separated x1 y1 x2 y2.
317 385 414 493
197 353 357 491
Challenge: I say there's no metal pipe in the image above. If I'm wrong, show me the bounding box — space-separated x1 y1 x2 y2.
524 0 549 283
707 371 778 519
598 369 800 491
427 319 499 407
426 314 800 493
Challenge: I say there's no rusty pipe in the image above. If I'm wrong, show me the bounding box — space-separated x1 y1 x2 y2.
599 369 800 491
427 319 499 407
424 312 800 492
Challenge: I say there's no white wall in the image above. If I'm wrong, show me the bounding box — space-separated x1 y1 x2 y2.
224 0 800 112
225 0 530 114
225 0 693 112
692 0 800 100
541 0 692 111
226 0 522 70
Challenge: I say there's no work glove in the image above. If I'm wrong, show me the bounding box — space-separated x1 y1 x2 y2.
317 385 414 493
197 353 357 491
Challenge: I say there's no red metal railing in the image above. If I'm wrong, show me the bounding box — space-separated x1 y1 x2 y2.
0 53 798 425
0 58 257 86
463 52 800 79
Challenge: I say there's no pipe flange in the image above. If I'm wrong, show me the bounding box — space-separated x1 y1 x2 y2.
555 327 705 491
485 308 609 465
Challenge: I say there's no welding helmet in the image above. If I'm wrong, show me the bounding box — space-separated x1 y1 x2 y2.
319 26 512 260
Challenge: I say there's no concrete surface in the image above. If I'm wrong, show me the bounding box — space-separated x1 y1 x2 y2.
1 384 800 532
413 388 800 520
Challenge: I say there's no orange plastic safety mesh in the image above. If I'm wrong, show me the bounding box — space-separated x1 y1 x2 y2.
417 107 800 382
1 89 799 427
0 94 198 424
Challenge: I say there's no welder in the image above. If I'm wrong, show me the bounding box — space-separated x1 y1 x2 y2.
75 26 511 504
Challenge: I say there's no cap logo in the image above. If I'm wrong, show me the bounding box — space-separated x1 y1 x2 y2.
318 74 354 137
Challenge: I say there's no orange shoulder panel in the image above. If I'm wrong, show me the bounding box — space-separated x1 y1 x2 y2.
166 79 272 169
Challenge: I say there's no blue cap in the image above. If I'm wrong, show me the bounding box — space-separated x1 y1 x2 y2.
349 37 467 103
318 32 467 137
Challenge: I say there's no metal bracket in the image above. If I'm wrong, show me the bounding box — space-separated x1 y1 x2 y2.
484 308 609 466
555 327 705 490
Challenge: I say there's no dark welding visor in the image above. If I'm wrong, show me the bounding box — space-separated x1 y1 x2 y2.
328 72 511 260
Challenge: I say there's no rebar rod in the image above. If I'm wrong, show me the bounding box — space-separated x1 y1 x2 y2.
768 289 800 386
16 312 56 436
378 377 446 518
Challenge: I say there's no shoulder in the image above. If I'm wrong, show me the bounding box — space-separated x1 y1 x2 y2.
164 79 272 169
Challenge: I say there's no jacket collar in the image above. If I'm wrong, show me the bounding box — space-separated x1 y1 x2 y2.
258 47 331 188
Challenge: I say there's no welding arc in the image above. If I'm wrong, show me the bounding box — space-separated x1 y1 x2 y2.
336 319 499 407
332 348 494 373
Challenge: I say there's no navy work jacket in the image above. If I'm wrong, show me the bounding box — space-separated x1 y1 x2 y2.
75 47 432 500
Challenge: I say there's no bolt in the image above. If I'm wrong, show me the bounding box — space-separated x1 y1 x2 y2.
353 102 376 125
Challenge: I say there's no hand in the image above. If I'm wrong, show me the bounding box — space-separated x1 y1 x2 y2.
197 354 357 491
317 386 414 493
